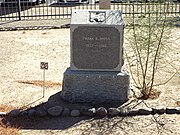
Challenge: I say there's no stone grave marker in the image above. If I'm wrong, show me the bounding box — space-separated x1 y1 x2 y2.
60 9 129 106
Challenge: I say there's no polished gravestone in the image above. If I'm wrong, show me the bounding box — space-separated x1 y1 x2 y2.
70 10 124 71
60 10 129 106
72 27 120 70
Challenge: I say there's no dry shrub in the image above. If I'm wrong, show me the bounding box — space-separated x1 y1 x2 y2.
125 3 174 99
176 101 180 107
138 89 161 100
0 105 15 113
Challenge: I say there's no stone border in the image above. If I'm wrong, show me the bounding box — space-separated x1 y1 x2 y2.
1 106 180 118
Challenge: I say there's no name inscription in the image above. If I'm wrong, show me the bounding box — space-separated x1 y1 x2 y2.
83 36 110 41
82 36 110 49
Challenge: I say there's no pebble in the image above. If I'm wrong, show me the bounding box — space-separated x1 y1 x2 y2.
71 109 80 117
62 108 70 117
118 108 129 117
166 107 178 114
20 110 28 116
153 106 166 114
138 108 152 115
47 106 63 116
8 109 20 117
28 109 36 117
128 109 139 116
152 108 158 114
96 107 107 116
81 108 96 116
108 108 120 116
36 107 47 117
175 107 180 114
119 112 129 117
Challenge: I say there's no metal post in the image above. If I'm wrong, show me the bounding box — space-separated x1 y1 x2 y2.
17 0 21 20
40 62 48 98
43 69 45 98
99 0 111 10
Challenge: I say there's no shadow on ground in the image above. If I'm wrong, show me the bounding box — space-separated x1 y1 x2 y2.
7 91 119 130
6 88 128 130
9 115 91 130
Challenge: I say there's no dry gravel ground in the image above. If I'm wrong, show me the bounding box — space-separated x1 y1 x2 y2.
0 19 70 28
0 26 179 135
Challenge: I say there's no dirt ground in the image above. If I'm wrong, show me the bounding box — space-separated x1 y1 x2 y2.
0 26 180 135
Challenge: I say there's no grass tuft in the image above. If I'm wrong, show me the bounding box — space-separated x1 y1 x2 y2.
0 105 20 135
17 80 62 88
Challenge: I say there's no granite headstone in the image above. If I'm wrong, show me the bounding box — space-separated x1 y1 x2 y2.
60 9 129 106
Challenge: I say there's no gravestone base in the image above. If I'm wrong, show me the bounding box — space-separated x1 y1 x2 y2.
60 68 130 106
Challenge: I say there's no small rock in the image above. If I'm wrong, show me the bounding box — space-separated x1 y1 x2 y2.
166 107 178 114
119 108 129 117
108 108 120 116
128 109 139 116
89 108 96 113
157 108 166 114
96 107 107 116
71 110 80 117
36 107 47 117
8 109 20 117
81 108 96 116
47 106 63 116
152 108 158 114
62 108 70 117
138 108 152 115
175 107 180 114
20 110 28 116
119 112 129 117
28 109 36 117
153 106 166 114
